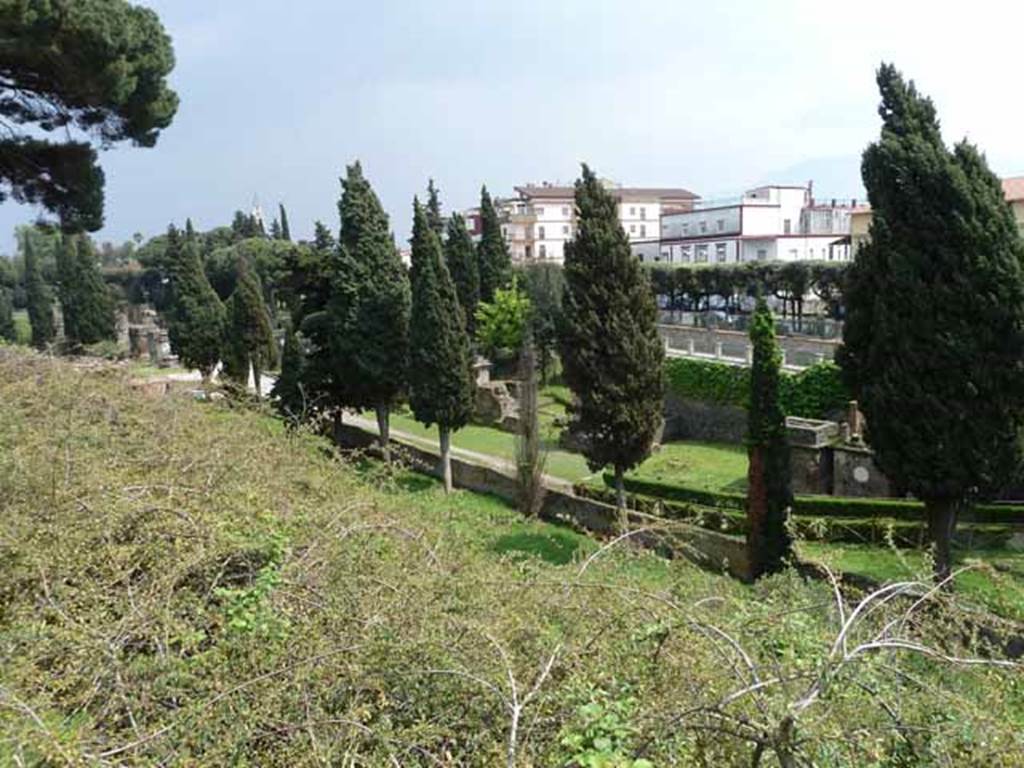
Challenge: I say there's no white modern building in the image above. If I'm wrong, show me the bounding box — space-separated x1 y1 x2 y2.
469 181 698 264
651 183 856 265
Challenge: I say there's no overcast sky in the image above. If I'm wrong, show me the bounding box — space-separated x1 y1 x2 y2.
3 0 1024 252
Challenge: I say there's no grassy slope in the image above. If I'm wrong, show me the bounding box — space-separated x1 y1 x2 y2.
2 352 1021 766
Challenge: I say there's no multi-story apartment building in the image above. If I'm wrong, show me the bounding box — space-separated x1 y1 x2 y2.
650 183 856 265
466 182 698 264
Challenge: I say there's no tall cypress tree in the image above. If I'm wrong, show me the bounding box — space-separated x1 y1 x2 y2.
224 258 276 398
426 178 444 238
279 203 291 242
408 199 474 493
838 64 1024 583
165 224 225 380
272 320 306 424
477 186 512 303
23 234 55 349
445 212 480 337
57 235 115 349
0 288 15 342
746 298 793 578
559 164 665 516
341 163 410 462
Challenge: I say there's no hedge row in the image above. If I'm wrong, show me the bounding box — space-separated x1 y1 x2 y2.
602 472 1024 525
664 357 849 419
581 482 1016 548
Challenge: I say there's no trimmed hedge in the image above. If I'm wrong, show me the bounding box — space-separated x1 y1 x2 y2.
665 357 849 419
602 472 1024 525
581 481 1016 548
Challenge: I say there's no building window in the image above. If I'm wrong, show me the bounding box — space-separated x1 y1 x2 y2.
561 206 570 217
716 219 725 232
501 226 507 238
756 248 768 261
640 224 646 238
789 249 799 259
629 206 636 216
562 225 569 235
699 220 707 234
630 224 636 233
535 207 545 216
640 207 647 220
661 248 670 261
783 218 791 234
680 245 691 263
682 222 690 235
539 244 547 259
538 225 545 239
696 244 709 263
715 243 727 262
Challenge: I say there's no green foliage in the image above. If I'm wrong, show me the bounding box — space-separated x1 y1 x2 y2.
746 298 793 576
55 235 116 349
23 234 55 349
165 225 225 378
520 262 565 383
0 287 15 342
475 275 531 359
278 203 291 242
477 185 512 303
838 64 1024 580
598 471 1023 525
560 164 665 488
2 351 1022 765
647 261 850 320
445 211 480 336
271 321 306 424
0 0 178 230
408 200 473 431
223 259 276 393
665 358 849 419
426 178 444 237
558 688 652 768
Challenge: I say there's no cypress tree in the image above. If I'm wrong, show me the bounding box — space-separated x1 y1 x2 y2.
165 224 225 380
837 64 1024 583
444 212 480 337
408 199 474 493
746 297 793 578
57 235 115 349
24 235 55 349
279 203 291 242
269 219 283 240
224 258 276 398
340 162 410 462
0 287 15 342
559 164 665 516
426 178 444 238
477 186 512 303
271 320 306 424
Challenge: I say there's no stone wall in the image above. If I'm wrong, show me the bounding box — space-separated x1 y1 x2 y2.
331 423 752 581
833 444 894 498
663 394 747 443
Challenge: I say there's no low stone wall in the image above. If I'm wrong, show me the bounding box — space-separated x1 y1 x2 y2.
332 422 752 581
663 394 747 444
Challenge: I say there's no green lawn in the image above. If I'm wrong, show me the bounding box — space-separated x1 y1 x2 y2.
627 440 748 492
13 309 30 345
800 541 1024 622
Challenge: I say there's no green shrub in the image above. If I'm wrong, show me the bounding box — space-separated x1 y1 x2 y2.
665 358 849 419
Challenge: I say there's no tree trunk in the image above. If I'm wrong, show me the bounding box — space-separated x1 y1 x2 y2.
746 445 767 581
614 465 628 531
253 359 262 400
376 404 391 464
439 426 453 494
332 411 344 447
925 498 958 586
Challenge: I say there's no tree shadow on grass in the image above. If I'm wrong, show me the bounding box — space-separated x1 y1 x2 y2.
490 528 586 565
